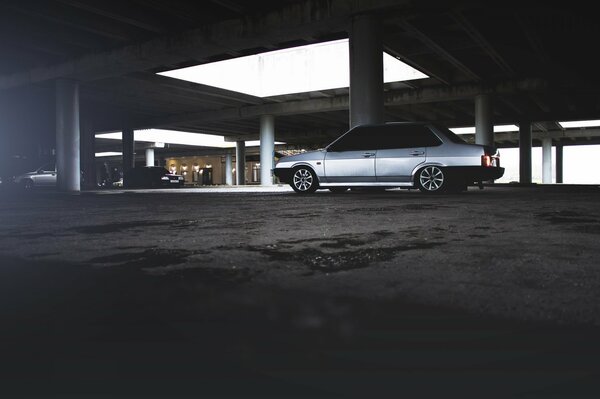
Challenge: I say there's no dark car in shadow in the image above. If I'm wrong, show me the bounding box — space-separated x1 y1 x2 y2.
123 166 185 189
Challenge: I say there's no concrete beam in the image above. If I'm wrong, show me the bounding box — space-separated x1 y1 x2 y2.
398 18 480 81
494 128 600 142
140 78 547 129
0 0 409 90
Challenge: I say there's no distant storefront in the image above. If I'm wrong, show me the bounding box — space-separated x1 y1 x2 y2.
164 155 263 185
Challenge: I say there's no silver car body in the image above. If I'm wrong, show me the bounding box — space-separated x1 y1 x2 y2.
13 163 57 187
274 122 503 191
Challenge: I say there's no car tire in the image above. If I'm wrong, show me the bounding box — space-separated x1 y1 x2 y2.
291 166 318 194
329 187 348 194
416 166 446 194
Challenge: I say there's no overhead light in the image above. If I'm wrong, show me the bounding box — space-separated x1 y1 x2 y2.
450 125 519 135
96 130 285 148
95 152 122 157
558 120 600 129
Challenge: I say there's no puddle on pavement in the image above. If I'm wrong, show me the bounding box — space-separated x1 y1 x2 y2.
27 252 61 258
72 220 178 234
10 232 50 239
401 203 451 211
88 248 207 268
301 243 440 274
536 210 600 227
70 219 217 234
86 247 259 285
249 232 442 274
143 264 260 285
537 210 598 224
344 207 398 213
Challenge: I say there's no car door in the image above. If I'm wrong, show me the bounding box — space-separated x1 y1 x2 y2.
324 126 376 183
35 164 57 186
375 125 441 182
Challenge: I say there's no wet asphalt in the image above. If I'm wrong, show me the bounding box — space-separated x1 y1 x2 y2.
0 184 599 398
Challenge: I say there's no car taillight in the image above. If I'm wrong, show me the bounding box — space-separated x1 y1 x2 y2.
481 155 492 167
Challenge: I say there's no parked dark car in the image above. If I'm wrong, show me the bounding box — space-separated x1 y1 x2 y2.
274 122 504 194
123 166 185 188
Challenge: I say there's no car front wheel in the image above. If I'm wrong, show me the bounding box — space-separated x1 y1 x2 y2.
291 166 318 194
417 166 446 193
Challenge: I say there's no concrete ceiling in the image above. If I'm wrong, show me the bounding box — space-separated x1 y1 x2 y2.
2 0 600 148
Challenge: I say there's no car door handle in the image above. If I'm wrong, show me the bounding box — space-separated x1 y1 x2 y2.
410 151 425 156
362 152 376 158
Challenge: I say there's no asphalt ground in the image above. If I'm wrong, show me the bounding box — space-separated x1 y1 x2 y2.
1 184 599 398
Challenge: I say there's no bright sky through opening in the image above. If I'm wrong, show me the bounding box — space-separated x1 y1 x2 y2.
95 130 283 148
450 125 519 134
158 39 428 97
558 120 600 129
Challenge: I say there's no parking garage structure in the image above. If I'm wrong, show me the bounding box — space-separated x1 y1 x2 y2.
4 1 600 190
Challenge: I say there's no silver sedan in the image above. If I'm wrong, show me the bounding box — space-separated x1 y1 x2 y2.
274 122 504 194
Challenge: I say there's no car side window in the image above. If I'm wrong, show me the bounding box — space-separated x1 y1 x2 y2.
375 125 442 149
327 127 372 152
39 163 55 173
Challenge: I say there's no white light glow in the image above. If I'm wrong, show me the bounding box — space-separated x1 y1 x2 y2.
158 39 428 97
95 152 122 157
95 130 284 148
450 125 519 135
558 120 600 129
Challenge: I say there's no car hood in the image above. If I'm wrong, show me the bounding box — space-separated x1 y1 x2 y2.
278 150 326 163
15 171 36 179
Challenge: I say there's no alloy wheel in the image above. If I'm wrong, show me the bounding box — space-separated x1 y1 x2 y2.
419 166 444 191
293 168 314 192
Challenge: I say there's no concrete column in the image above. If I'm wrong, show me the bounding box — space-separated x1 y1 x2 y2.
235 140 246 185
145 148 155 167
80 118 96 190
225 153 233 185
556 142 563 184
542 138 552 184
518 120 532 184
55 79 81 192
260 115 275 186
475 94 494 147
122 128 135 171
349 14 384 128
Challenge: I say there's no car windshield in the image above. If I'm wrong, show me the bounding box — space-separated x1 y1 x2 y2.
432 125 467 144
36 163 55 172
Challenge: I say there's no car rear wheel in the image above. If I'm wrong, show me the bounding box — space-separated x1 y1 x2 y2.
291 166 318 194
417 166 446 193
